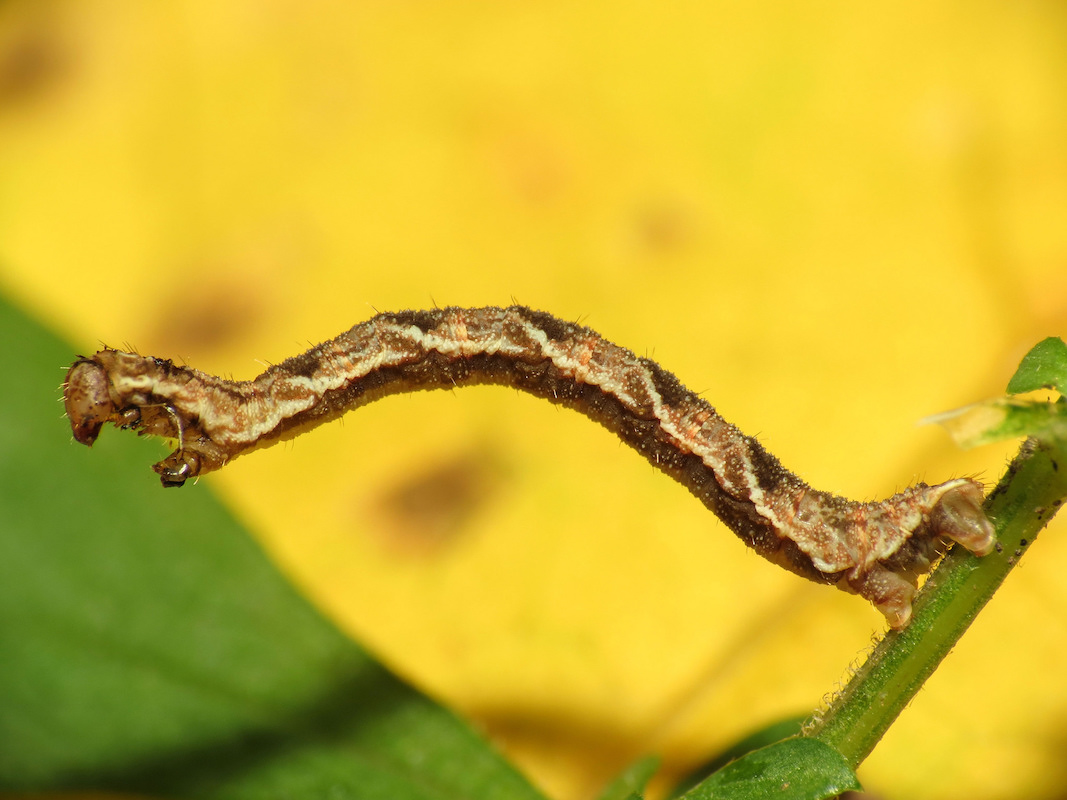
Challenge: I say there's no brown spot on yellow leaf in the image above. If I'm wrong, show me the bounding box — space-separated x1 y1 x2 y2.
367 445 506 556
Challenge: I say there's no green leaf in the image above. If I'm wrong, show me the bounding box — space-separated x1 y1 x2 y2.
1007 336 1067 394
679 738 860 800
669 716 806 797
927 398 1067 448
0 292 547 799
597 755 659 800
927 337 1067 449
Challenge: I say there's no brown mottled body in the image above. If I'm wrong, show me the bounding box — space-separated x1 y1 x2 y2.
63 305 995 627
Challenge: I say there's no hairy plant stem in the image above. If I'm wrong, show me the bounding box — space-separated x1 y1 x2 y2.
805 437 1067 768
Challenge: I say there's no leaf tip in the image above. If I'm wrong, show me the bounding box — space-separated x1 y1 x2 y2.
1007 337 1067 395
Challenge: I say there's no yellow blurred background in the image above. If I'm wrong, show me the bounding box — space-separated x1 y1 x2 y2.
2 1 1065 798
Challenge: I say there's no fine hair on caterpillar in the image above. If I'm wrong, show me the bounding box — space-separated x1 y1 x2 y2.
62 305 995 628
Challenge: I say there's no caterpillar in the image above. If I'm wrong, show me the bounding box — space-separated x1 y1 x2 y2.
62 305 995 627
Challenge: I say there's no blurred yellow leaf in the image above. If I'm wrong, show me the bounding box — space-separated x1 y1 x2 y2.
2 1 1065 798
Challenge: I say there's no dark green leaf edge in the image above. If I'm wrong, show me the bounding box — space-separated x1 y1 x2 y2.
0 293 547 800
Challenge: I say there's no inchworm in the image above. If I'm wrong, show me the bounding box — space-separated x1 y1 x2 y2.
62 305 994 627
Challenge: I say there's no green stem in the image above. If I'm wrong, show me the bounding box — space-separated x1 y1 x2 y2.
806 437 1067 768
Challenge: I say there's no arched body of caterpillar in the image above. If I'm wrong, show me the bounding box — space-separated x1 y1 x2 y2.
62 305 995 627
